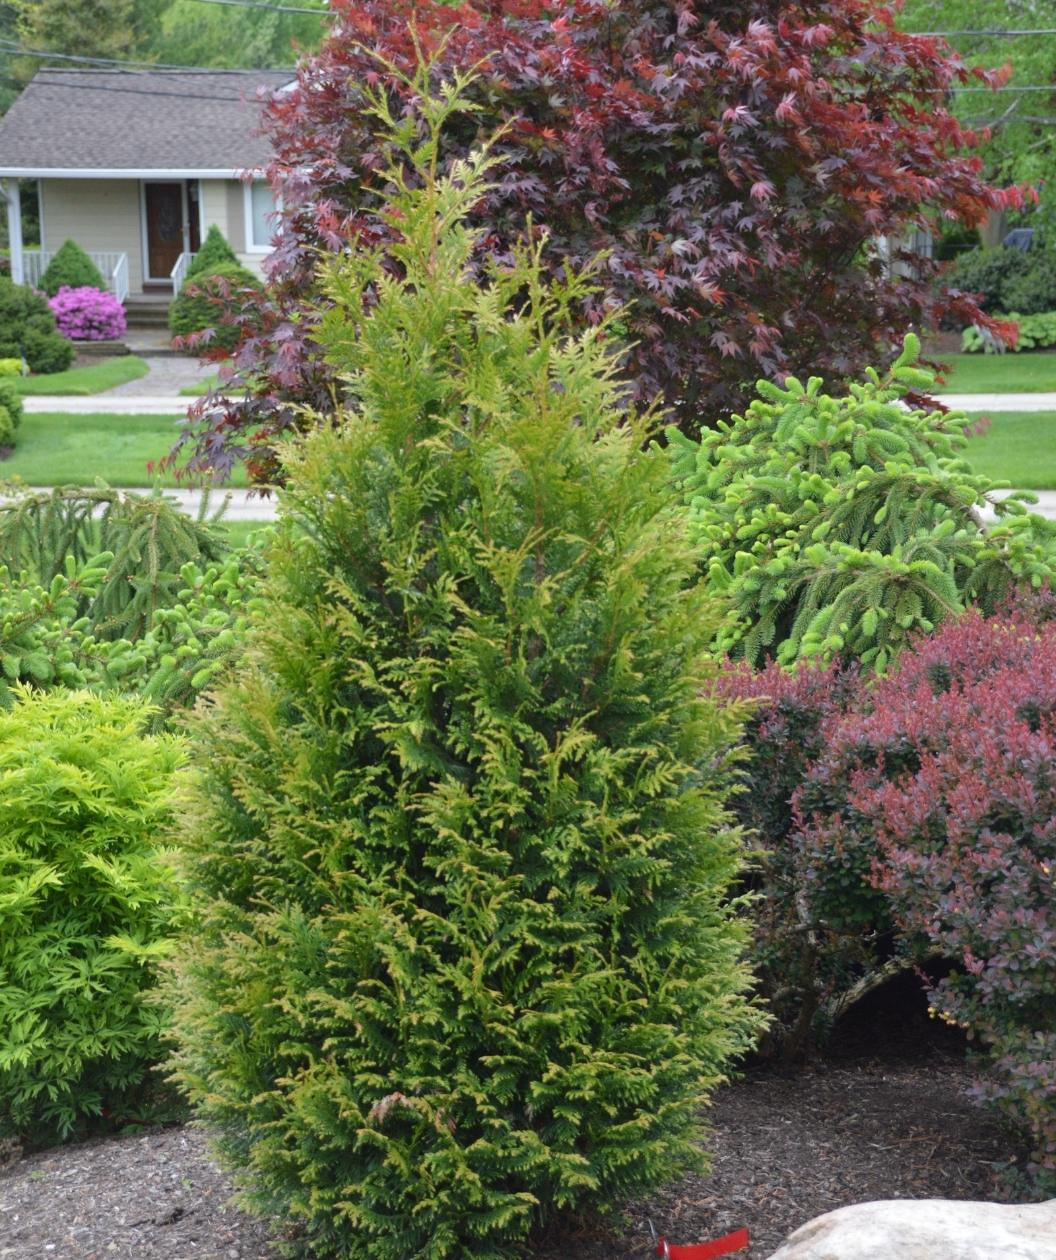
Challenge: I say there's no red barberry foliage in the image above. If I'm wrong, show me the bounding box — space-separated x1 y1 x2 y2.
173 0 1027 484
790 608 1056 1187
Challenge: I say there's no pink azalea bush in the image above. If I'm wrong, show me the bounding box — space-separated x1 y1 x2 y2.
47 286 126 341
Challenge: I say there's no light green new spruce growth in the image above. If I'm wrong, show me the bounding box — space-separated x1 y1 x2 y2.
166 68 762 1260
0 689 184 1142
669 337 1056 670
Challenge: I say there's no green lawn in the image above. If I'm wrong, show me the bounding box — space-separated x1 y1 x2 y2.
13 356 150 395
179 373 222 396
0 411 248 488
963 411 1056 489
939 354 1056 394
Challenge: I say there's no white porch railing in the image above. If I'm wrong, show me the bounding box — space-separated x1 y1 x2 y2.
170 252 197 296
22 249 130 304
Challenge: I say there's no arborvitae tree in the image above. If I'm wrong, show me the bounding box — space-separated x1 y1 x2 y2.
39 239 105 297
166 68 762 1260
669 337 1056 671
185 225 238 280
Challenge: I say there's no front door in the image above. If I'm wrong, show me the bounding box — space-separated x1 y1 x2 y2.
144 182 184 281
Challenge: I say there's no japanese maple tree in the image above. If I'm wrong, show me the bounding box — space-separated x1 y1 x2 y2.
176 0 1024 484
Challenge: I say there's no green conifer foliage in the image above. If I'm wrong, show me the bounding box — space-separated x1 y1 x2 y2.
185 225 239 280
39 239 105 297
670 338 1056 670
166 69 761 1260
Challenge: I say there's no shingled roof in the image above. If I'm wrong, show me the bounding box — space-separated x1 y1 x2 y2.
0 69 291 175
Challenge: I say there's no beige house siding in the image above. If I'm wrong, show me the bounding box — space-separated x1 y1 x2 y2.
37 176 268 296
40 178 144 293
224 179 265 276
198 179 230 245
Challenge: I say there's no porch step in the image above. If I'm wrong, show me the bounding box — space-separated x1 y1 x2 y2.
124 306 171 328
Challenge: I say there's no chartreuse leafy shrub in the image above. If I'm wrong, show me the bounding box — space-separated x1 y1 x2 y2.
166 72 762 1260
0 276 74 374
792 610 1056 1192
39 239 105 297
169 262 262 353
185 225 238 280
962 311 1056 353
48 286 127 341
0 689 184 1143
669 336 1056 671
0 377 23 449
0 358 22 377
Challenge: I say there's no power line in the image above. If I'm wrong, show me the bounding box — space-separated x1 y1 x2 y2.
916 27 1056 38
182 0 332 14
0 40 288 74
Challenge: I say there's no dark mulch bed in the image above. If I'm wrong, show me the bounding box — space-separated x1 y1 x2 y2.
0 991 1032 1260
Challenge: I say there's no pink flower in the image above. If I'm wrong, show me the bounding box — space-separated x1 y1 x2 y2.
48 286 127 341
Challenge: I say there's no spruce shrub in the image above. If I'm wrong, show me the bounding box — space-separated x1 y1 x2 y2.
669 338 1056 671
166 73 761 1259
39 239 105 297
169 262 262 353
0 487 264 723
0 689 184 1143
185 225 239 280
0 277 74 374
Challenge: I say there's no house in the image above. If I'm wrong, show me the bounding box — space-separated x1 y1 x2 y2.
0 69 290 304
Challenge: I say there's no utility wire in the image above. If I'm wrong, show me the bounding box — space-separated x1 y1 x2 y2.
0 40 287 73
181 0 332 14
915 27 1056 37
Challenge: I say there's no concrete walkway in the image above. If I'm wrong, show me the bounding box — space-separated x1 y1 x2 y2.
109 355 215 397
24 394 191 415
21 486 277 522
30 390 1053 416
936 392 1056 412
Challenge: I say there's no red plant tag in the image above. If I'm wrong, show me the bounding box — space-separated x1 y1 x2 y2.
654 1227 750 1259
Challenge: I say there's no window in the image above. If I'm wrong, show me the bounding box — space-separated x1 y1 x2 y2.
245 180 278 253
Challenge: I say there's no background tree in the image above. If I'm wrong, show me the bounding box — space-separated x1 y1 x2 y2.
172 0 1022 485
11 0 141 76
899 0 1056 244
147 0 327 70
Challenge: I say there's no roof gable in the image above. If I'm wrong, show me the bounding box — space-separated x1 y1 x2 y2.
0 69 290 175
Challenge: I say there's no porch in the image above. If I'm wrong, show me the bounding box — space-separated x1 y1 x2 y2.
21 247 198 306
23 249 131 303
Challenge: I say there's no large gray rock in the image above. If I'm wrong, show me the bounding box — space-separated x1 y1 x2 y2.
766 1198 1056 1260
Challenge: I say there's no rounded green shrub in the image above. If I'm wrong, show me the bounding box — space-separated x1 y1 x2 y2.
185 224 238 280
1000 250 1056 315
0 378 25 431
166 77 761 1260
0 688 185 1143
945 245 1032 313
169 262 261 353
0 277 74 374
39 239 105 297
0 379 22 450
0 406 15 449
0 358 23 377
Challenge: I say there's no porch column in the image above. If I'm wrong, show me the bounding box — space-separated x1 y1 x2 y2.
1 179 22 284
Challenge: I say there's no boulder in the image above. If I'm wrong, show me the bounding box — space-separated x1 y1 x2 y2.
766 1198 1056 1260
